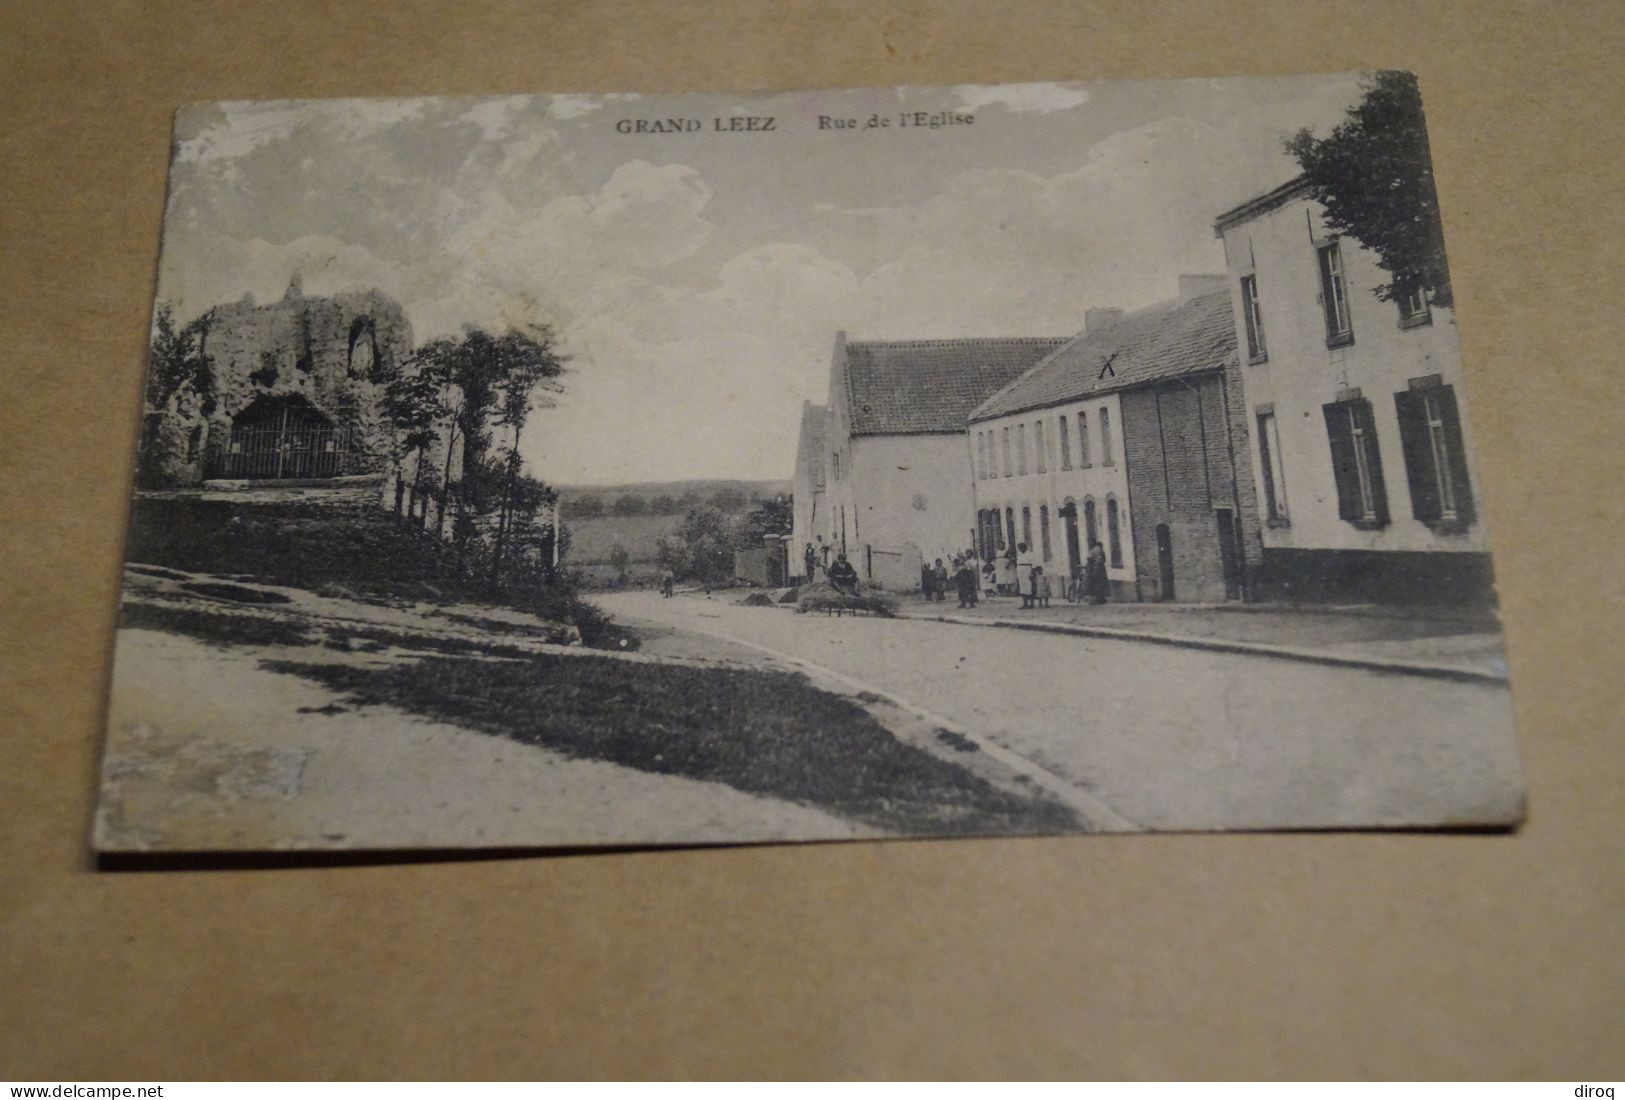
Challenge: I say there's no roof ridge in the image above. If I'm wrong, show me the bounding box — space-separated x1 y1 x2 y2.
967 289 1238 423
845 336 1068 348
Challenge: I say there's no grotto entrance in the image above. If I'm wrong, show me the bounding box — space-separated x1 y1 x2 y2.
209 394 350 480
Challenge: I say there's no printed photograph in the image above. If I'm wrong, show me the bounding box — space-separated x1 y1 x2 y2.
97 73 1523 853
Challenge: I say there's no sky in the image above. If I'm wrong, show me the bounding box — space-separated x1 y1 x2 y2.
156 73 1370 484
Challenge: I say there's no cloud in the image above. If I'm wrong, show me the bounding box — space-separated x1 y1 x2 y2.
156 79 1367 480
953 82 1090 115
547 94 606 120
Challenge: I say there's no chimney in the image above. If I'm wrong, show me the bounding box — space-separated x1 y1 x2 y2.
1084 308 1123 333
1179 274 1228 300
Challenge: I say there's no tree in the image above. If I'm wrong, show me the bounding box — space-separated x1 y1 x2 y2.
145 304 215 414
487 327 568 586
742 494 793 543
569 496 604 518
649 494 677 515
612 493 647 516
656 506 736 583
1286 70 1452 308
382 356 447 524
607 543 631 586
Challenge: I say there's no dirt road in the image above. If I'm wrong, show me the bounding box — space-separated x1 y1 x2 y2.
598 590 1525 831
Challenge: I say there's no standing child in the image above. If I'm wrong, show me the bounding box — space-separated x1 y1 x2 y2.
954 557 979 608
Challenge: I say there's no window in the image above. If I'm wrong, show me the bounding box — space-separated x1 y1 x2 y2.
1099 406 1114 466
1083 497 1098 548
978 509 1001 559
1005 507 1016 551
833 450 841 481
1017 423 1028 475
977 431 988 480
1395 382 1474 528
1396 284 1432 328
1058 414 1072 470
1077 411 1091 466
1002 427 1012 477
1020 505 1033 550
1105 496 1123 568
1256 410 1289 523
1039 504 1052 561
1318 241 1354 345
1035 420 1047 473
1240 274 1267 361
1322 398 1390 527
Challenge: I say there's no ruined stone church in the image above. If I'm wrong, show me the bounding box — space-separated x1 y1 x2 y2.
139 275 412 486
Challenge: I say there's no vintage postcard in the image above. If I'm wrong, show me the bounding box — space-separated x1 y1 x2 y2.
97 74 1523 853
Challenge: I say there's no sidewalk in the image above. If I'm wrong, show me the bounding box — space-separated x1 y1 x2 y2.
892 593 1509 682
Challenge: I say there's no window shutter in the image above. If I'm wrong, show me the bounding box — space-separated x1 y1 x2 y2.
1358 400 1391 527
1436 385 1476 524
1322 402 1362 521
1394 390 1441 521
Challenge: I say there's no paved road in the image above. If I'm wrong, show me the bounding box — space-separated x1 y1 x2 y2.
596 590 1525 832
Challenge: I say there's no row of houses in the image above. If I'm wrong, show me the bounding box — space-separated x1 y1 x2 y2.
792 177 1493 606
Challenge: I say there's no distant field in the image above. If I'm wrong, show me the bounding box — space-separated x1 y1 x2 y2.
564 512 680 564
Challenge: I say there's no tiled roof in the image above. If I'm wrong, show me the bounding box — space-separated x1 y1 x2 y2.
1213 175 1311 234
796 402 828 487
969 291 1239 423
841 338 1068 435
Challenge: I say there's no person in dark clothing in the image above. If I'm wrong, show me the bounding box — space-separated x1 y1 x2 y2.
1083 540 1109 605
803 542 818 583
921 562 936 601
953 557 980 608
827 553 860 595
931 558 949 601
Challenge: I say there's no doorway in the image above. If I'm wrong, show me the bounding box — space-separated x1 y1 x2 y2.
1155 523 1175 601
1216 509 1243 600
1061 502 1081 575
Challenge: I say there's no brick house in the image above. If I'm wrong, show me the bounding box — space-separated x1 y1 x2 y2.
969 278 1261 603
817 331 1066 588
1214 178 1493 604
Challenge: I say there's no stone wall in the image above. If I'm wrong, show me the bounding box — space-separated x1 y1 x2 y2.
140 279 413 485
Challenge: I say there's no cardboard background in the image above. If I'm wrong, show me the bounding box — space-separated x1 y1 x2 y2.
2 0 1621 1079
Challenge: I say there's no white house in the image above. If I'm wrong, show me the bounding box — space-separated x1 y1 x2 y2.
1214 178 1493 604
816 331 1066 588
789 399 828 580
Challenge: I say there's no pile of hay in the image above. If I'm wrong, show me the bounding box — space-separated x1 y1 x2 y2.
795 581 899 618
738 592 776 607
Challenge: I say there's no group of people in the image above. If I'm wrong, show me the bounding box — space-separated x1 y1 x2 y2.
804 537 861 596
969 540 1112 607
800 534 1111 608
921 556 984 609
